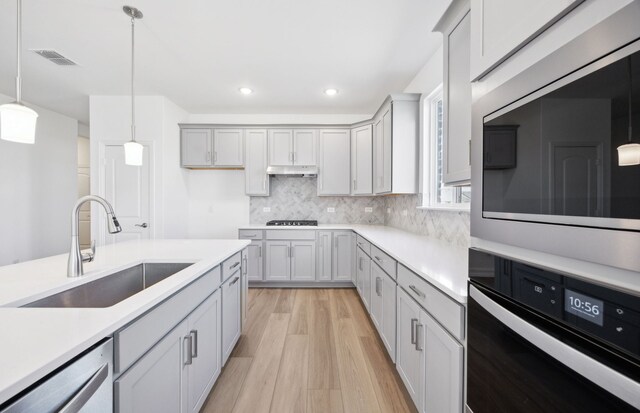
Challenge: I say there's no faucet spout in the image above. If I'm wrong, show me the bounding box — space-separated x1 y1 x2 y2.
68 195 122 278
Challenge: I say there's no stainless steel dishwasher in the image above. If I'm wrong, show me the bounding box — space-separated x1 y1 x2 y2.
1 339 113 413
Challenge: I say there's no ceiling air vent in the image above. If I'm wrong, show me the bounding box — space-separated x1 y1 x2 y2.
31 50 78 66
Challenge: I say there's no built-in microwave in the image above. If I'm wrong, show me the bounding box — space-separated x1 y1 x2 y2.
471 2 640 273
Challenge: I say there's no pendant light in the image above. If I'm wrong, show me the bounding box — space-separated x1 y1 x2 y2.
0 0 38 144
123 6 143 166
617 57 640 166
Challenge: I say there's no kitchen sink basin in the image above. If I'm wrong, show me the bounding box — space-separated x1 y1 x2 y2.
23 263 193 308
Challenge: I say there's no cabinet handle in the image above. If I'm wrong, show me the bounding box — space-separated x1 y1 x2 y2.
291 246 295 259
242 256 248 275
377 277 382 297
57 363 109 413
230 261 241 270
184 334 193 365
263 176 266 190
374 255 383 263
206 151 211 162
230 276 240 286
353 179 357 191
359 257 363 271
293 152 296 163
259 245 262 257
415 323 424 351
214 151 218 163
411 318 418 345
408 285 426 299
244 233 257 238
190 329 198 358
469 139 472 166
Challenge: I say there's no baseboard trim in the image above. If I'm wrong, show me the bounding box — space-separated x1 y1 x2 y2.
249 281 355 288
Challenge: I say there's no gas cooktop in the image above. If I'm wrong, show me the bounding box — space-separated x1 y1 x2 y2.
266 220 318 226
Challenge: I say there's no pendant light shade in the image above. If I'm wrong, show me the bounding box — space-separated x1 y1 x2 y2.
0 103 38 143
0 0 38 144
123 5 143 166
618 57 640 166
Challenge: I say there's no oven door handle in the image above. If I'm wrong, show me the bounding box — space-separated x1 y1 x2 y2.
470 285 640 409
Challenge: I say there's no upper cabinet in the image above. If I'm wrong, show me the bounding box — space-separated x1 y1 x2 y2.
436 1 472 185
373 95 420 194
268 129 317 167
318 129 351 196
351 124 373 195
469 0 583 80
181 127 244 168
245 129 269 196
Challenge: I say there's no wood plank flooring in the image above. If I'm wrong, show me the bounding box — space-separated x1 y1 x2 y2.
202 288 416 413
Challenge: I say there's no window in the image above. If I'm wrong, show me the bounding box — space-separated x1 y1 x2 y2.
422 85 470 209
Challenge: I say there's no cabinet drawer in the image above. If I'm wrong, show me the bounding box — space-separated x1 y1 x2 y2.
223 252 242 280
266 230 316 240
114 266 221 374
370 245 396 279
356 235 371 256
397 264 464 341
239 230 263 240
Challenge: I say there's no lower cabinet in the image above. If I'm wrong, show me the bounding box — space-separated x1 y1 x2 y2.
265 240 316 281
317 231 333 281
115 290 222 413
222 271 242 365
246 241 263 281
396 288 425 409
241 248 249 327
359 254 372 312
370 263 397 362
332 231 353 281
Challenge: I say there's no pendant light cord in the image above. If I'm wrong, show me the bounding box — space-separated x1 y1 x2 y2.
16 0 22 104
628 57 633 144
131 14 136 143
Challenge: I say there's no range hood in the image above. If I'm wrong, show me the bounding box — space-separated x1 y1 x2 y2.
266 165 318 177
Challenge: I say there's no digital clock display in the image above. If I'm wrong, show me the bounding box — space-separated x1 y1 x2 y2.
564 289 604 326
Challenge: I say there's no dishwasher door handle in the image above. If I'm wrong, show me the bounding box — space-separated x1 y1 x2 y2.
58 363 109 413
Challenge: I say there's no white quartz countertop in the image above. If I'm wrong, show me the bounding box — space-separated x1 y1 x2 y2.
239 224 469 303
0 239 249 405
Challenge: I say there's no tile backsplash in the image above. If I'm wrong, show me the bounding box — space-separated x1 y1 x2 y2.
249 178 470 246
384 195 470 247
250 176 385 224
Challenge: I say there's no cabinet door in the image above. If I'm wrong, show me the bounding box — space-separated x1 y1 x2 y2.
265 241 291 281
268 129 293 166
423 312 463 413
187 290 222 413
245 129 269 196
293 129 317 166
246 242 263 281
181 129 212 167
356 248 366 297
115 319 188 413
351 125 373 195
222 272 241 364
380 273 397 362
373 117 385 193
444 11 472 184
318 129 351 195
332 231 353 281
381 107 393 193
213 129 244 167
396 288 424 410
317 231 333 281
241 248 249 327
361 257 372 313
291 241 316 281
370 262 384 330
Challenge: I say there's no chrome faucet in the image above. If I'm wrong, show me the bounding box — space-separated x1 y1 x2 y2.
68 195 122 278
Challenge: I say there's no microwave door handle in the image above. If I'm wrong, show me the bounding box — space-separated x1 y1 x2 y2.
470 286 640 409
58 363 109 413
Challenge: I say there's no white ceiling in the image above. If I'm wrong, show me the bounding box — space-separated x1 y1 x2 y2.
0 0 450 124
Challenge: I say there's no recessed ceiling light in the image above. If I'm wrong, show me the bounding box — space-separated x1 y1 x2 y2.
324 88 338 96
239 87 253 95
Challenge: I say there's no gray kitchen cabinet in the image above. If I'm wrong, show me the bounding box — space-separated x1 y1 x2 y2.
115 319 187 413
318 129 351 195
291 241 316 281
370 263 384 330
268 129 317 166
332 231 353 281
187 290 222 413
241 248 249 327
373 95 420 194
245 129 269 196
356 247 370 304
370 263 397 362
265 241 291 281
213 129 244 167
396 287 425 410
245 241 263 281
351 124 373 195
436 4 472 185
222 271 241 365
181 128 213 167
317 231 333 281
423 312 464 413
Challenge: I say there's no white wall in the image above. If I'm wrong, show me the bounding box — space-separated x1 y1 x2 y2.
0 93 78 265
187 113 371 125
403 45 443 95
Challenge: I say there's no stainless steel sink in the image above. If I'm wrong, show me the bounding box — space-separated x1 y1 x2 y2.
23 263 193 308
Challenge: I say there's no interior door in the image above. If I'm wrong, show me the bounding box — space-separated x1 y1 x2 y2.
550 143 603 217
103 144 151 245
268 129 293 166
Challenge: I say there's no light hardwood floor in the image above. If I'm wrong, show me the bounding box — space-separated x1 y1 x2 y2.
202 288 417 413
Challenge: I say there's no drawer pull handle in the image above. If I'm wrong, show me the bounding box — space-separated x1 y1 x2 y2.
415 323 424 351
374 256 383 263
411 318 418 345
230 276 240 286
230 261 241 270
184 334 194 365
408 285 425 299
244 233 257 238
190 329 198 358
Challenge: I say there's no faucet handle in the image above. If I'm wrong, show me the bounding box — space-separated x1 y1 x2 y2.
81 240 95 263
